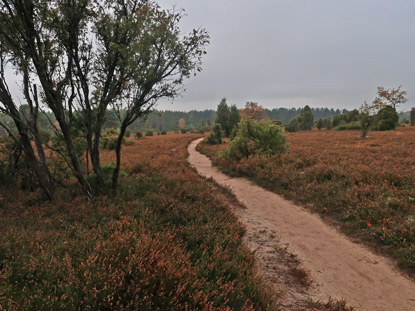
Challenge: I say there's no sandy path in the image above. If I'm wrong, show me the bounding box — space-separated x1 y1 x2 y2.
187 138 415 311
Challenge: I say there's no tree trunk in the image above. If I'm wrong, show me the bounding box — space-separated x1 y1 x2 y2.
0 83 55 200
86 131 105 190
57 114 94 200
111 124 127 192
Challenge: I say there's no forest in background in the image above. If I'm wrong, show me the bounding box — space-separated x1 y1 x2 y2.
0 107 351 135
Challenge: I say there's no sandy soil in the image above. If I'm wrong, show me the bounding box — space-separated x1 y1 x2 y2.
187 138 415 311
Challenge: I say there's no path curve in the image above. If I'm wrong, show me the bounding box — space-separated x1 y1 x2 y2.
188 138 415 311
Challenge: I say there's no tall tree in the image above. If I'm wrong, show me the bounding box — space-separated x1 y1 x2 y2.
300 105 314 130
107 2 209 191
410 108 415 126
215 98 240 137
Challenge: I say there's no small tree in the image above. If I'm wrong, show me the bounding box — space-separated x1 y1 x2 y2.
300 105 314 130
240 102 269 121
285 118 300 132
359 101 376 137
372 86 408 110
410 108 415 126
317 119 323 130
205 124 222 145
323 117 332 130
179 118 186 128
215 98 240 137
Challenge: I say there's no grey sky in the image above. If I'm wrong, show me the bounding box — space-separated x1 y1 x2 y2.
156 0 415 112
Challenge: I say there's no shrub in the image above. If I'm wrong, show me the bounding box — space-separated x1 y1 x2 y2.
221 119 288 160
145 130 153 137
285 118 300 132
125 129 131 137
101 128 123 150
180 128 187 134
161 131 167 135
205 124 222 145
317 119 323 130
376 106 399 131
334 121 362 131
135 131 143 139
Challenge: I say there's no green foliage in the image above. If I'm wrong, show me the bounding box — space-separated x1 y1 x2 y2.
0 137 36 189
376 106 399 131
410 108 415 126
125 129 131 138
135 131 143 139
87 162 127 190
161 131 167 135
101 128 123 150
215 98 240 137
38 128 52 144
317 119 323 130
300 105 314 130
285 118 300 132
332 110 359 128
334 121 362 131
323 117 333 130
205 124 222 145
180 128 187 134
145 130 153 137
221 119 288 160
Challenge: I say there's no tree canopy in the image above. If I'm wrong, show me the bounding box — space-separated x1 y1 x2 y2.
0 0 209 199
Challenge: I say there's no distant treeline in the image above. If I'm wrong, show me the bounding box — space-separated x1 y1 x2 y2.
8 106 406 135
265 107 347 124
129 107 348 131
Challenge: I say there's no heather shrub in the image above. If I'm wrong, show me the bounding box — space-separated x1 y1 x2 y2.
200 128 415 271
221 119 287 160
0 135 278 310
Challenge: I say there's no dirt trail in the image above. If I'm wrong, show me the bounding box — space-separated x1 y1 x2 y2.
188 138 415 311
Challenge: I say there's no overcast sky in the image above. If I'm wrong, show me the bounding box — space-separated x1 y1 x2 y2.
156 0 415 112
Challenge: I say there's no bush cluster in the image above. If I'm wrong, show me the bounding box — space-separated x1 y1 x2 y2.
204 124 222 145
221 119 288 160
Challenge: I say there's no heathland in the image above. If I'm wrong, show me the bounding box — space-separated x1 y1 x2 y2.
198 127 415 274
